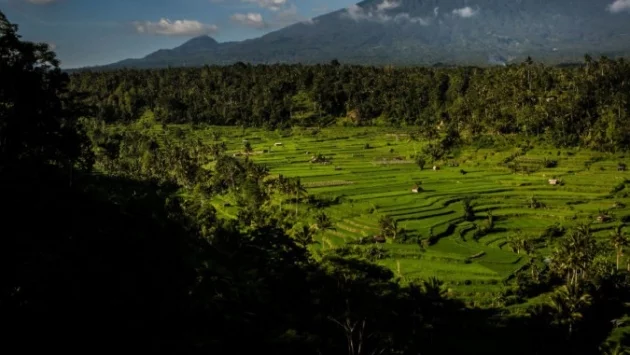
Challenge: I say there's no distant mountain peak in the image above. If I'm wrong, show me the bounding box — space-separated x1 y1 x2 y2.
175 35 219 51
100 0 630 69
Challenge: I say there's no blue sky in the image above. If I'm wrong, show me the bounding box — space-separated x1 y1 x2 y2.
0 0 358 68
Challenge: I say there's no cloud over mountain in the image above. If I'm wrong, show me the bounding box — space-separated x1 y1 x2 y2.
230 13 267 29
134 19 218 36
342 0 430 25
452 6 479 18
243 0 287 11
101 0 630 70
607 0 630 13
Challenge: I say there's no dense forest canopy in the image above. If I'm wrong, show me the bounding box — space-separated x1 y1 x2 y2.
70 57 630 150
4 9 630 355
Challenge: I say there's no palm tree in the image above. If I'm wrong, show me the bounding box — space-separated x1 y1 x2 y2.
551 223 597 286
548 284 592 337
378 215 398 240
275 174 289 211
292 178 308 218
422 276 447 301
600 343 630 355
416 155 427 170
610 224 629 271
243 141 253 155
293 224 317 248
507 233 525 254
314 212 335 233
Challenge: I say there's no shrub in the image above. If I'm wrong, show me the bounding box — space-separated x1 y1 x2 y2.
416 155 427 170
542 158 557 168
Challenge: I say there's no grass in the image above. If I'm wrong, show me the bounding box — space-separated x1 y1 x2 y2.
175 125 630 304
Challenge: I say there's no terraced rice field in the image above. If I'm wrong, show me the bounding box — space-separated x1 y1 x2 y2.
192 126 630 305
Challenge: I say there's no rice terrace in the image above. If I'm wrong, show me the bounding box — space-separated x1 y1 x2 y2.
172 125 630 307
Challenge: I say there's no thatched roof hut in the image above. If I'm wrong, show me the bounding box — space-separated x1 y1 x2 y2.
597 215 611 223
373 235 386 243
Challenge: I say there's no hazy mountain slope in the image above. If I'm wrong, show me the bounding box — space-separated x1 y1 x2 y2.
100 0 630 68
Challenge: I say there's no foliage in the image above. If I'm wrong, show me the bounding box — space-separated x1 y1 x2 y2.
378 215 399 240
69 56 630 151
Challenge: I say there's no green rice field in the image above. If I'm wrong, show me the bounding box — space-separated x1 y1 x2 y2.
186 126 630 306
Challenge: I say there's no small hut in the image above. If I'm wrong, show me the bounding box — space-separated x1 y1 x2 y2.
373 235 386 244
548 179 559 185
411 185 420 193
335 166 343 171
433 165 440 171
597 214 611 223
274 142 283 147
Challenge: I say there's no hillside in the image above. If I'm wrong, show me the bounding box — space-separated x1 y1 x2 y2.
98 0 630 68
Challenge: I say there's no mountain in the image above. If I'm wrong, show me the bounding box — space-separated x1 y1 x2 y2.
98 0 630 69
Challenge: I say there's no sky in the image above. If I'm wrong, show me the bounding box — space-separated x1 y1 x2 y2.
2 0 630 68
0 0 357 68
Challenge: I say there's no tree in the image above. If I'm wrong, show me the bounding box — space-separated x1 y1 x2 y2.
243 141 253 155
314 212 335 233
462 197 475 221
551 224 598 286
291 178 308 217
0 11 89 174
507 231 528 255
422 143 445 163
293 224 317 248
416 155 427 170
548 284 592 337
422 276 447 301
610 224 629 271
378 215 398 240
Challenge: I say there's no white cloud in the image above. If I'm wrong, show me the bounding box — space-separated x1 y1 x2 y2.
134 19 218 36
242 0 287 11
607 0 630 13
452 6 479 18
393 13 430 26
230 12 267 28
434 7 439 17
376 0 400 11
343 2 430 26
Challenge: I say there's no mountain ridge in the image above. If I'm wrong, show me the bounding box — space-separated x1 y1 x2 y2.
88 0 630 69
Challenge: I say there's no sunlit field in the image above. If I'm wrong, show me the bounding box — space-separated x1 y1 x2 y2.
156 125 630 306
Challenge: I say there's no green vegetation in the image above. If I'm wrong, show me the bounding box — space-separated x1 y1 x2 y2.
4 10 630 355
70 55 630 153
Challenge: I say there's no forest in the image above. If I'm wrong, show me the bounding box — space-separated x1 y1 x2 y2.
70 56 630 150
3 9 630 355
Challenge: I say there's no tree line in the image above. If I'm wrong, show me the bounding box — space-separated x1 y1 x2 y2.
69 56 630 150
